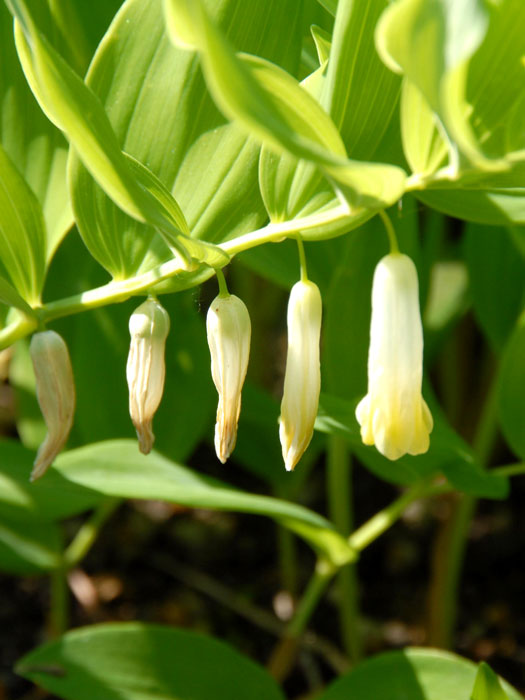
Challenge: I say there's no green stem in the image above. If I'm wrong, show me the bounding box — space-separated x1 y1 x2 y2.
49 565 68 638
0 205 352 351
494 462 525 477
215 268 229 298
378 209 399 254
427 370 499 648
349 479 442 551
64 499 120 569
296 236 308 282
267 558 336 681
326 435 361 662
277 525 298 595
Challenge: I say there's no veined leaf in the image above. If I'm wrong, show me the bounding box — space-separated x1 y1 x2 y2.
50 440 356 566
164 0 406 212
0 1 72 262
17 623 287 700
376 0 494 172
7 0 211 275
0 143 46 304
318 648 522 700
69 0 303 278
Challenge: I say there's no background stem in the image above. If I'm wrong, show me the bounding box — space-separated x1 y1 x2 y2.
326 435 361 662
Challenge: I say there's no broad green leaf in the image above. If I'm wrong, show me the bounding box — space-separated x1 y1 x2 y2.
464 225 525 350
322 0 404 164
0 513 61 575
318 648 522 700
0 440 104 521
0 277 36 316
8 0 210 273
376 0 493 171
69 0 303 278
401 79 448 177
498 318 525 460
316 393 508 498
164 0 406 211
316 0 337 17
0 143 46 304
417 187 525 227
17 623 286 700
471 662 510 700
52 440 356 565
0 1 72 261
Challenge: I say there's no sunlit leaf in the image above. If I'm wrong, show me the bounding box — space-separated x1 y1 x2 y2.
0 143 46 304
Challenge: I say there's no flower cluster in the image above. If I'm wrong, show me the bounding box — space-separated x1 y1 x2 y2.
26 248 432 479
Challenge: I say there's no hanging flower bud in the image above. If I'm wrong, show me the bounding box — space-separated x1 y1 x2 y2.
206 294 251 463
127 298 170 454
30 330 76 481
356 253 433 460
279 280 322 472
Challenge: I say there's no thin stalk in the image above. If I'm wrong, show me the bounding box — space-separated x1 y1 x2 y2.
49 565 68 638
348 478 443 551
277 525 299 596
64 499 120 569
296 237 308 282
267 559 336 681
378 209 399 254
215 267 229 298
326 435 361 662
427 371 499 648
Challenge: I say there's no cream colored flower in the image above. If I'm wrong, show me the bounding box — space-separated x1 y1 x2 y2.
279 280 322 471
356 253 433 460
127 298 170 454
30 330 76 480
207 294 251 463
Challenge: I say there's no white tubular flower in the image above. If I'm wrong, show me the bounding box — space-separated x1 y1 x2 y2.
30 330 76 481
207 294 251 463
127 298 170 455
356 253 433 460
279 280 322 472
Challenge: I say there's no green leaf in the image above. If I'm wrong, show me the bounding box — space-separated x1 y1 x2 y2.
376 0 493 171
164 0 406 211
400 79 448 177
8 0 208 273
315 392 508 498
0 142 46 304
0 1 72 261
0 513 61 575
318 648 522 700
498 318 525 460
69 0 303 277
471 662 510 700
51 440 355 566
417 188 525 227
0 439 104 522
322 0 404 164
17 623 286 700
464 225 525 350
0 277 37 317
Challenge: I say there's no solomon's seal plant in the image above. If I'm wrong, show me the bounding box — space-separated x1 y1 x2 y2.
1 0 525 699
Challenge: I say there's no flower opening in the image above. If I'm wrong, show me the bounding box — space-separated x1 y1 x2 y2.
356 253 433 460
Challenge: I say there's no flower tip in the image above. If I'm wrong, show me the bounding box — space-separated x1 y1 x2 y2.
136 421 154 455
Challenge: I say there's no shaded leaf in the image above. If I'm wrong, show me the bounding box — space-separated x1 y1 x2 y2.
17 623 286 700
